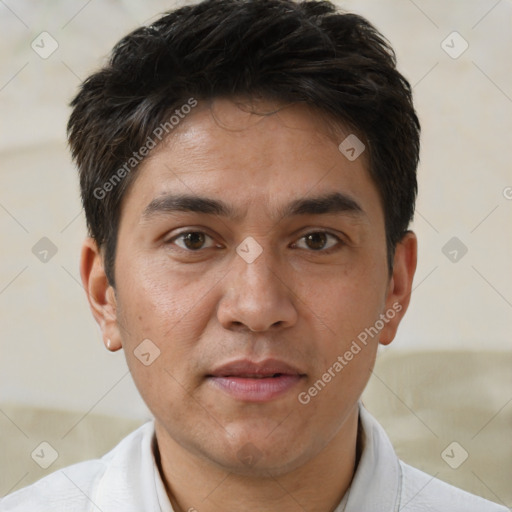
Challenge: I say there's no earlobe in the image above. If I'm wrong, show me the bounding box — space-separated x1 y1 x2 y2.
379 231 418 346
80 238 123 352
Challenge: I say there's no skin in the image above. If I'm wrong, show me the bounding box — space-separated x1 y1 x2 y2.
81 98 417 512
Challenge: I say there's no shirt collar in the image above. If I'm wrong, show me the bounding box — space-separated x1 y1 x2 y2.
340 401 402 512
95 421 166 512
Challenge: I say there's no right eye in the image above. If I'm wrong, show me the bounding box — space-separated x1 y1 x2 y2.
168 231 218 251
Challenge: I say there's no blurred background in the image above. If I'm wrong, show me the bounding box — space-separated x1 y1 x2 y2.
0 0 511 506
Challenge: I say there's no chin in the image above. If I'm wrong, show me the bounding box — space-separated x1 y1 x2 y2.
208 427 316 477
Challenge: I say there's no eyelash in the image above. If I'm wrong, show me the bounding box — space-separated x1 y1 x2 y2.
166 230 344 254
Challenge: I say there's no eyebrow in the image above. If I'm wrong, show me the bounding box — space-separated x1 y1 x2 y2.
141 191 365 221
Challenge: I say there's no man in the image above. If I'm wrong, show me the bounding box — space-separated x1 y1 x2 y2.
1 0 507 510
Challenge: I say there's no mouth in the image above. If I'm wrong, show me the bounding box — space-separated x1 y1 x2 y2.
206 358 306 402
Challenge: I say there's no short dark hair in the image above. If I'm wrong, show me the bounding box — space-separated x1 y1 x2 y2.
67 0 420 286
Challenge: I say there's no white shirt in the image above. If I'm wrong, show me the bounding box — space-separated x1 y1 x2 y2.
1 403 507 512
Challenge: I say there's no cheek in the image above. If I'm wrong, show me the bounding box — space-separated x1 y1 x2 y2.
114 261 216 414
304 266 387 342
114 256 236 394
117 255 219 335
300 278 382 419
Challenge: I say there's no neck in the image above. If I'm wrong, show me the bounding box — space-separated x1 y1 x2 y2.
154 405 361 512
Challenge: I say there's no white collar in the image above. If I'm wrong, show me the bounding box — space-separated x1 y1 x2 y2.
341 401 402 512
94 420 167 511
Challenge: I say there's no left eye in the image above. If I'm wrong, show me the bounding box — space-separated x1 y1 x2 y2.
171 231 217 251
293 232 341 251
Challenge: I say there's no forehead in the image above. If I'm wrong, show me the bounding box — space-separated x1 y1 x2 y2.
120 98 382 224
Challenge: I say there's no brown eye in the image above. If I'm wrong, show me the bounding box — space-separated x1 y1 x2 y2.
293 231 342 252
172 231 216 251
183 232 205 250
304 232 328 250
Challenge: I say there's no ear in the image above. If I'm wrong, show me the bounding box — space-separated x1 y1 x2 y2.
379 231 417 346
80 238 122 351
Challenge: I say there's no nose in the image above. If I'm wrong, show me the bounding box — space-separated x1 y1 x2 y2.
216 246 298 333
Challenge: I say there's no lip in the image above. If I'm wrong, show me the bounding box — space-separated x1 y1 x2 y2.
207 358 305 402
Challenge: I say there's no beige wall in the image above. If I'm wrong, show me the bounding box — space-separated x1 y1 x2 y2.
0 0 511 419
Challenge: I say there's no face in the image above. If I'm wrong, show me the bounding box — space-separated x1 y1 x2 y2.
82 98 416 476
